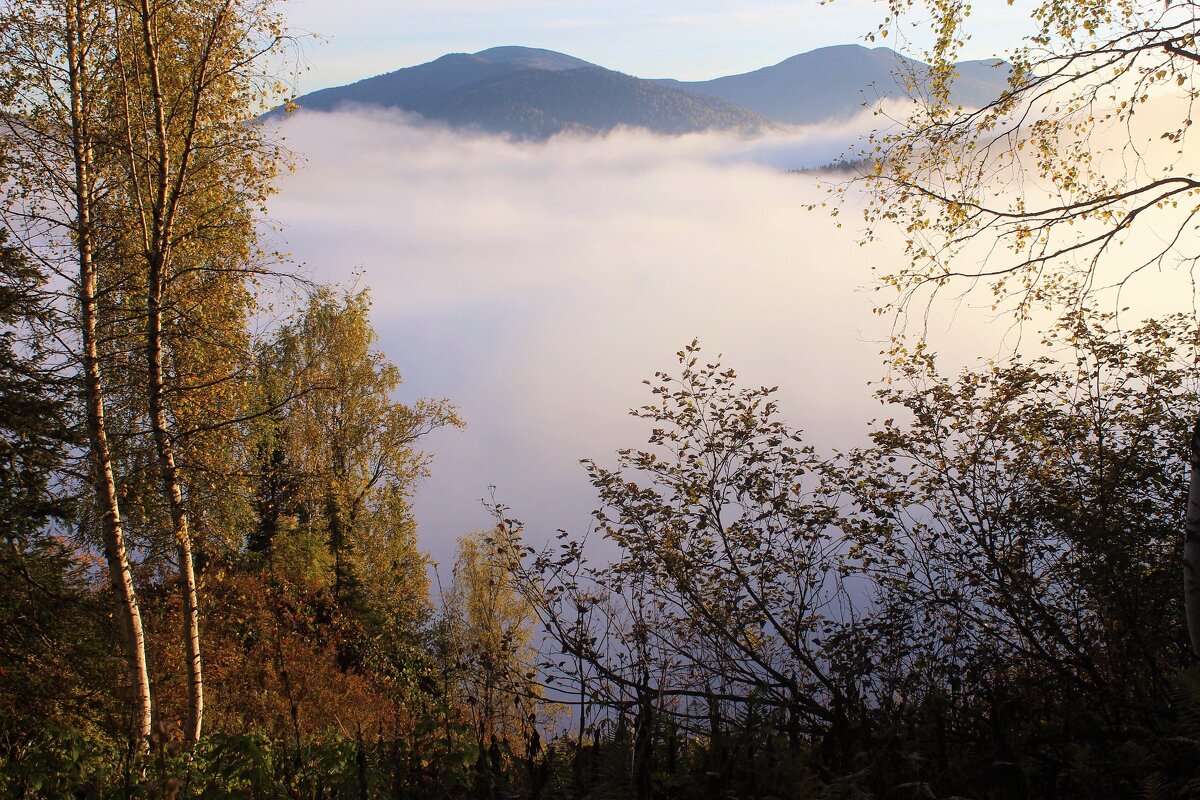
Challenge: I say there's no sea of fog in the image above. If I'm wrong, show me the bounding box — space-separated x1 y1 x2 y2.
262 107 1143 567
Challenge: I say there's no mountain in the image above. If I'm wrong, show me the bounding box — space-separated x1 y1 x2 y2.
275 46 767 138
271 44 1010 137
951 58 1016 105
655 44 1010 124
285 47 597 113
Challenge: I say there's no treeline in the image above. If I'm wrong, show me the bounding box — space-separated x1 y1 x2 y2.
501 322 1200 799
6 260 1200 799
0 0 529 795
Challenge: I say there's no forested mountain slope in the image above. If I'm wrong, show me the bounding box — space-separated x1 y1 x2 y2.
272 44 1009 137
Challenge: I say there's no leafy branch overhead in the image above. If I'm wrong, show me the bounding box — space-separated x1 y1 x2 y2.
844 0 1200 319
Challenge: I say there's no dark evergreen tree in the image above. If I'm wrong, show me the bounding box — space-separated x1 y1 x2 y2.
0 229 74 538
0 230 113 737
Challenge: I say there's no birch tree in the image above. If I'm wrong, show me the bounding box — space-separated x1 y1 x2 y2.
0 0 154 742
1 0 293 744
108 0 289 745
847 0 1200 662
258 288 460 650
852 0 1200 318
445 527 540 754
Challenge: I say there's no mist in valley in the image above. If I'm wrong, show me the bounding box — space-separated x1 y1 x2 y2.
266 107 1012 564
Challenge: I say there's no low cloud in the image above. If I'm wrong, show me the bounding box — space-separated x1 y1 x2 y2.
265 109 1025 564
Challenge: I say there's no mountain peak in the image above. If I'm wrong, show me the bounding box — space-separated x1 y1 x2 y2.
469 46 595 71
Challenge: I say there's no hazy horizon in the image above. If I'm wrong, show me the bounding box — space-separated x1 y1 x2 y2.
281 0 1038 93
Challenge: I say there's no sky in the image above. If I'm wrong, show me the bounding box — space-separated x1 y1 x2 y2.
282 0 1038 92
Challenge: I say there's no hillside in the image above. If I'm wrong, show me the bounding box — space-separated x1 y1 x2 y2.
656 44 1011 124
272 44 1010 137
275 46 766 137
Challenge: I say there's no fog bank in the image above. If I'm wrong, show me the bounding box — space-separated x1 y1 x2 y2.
266 110 1016 564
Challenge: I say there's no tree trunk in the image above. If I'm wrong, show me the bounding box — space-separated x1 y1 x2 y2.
133 0 207 743
1185 417 1200 658
146 274 204 744
66 0 153 743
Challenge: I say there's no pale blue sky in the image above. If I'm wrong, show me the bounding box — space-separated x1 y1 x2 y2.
284 0 1037 92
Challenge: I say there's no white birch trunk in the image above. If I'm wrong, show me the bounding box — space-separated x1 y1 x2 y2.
66 0 153 742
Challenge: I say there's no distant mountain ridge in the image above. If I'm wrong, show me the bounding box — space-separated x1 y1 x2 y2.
272 44 1010 138
410 67 767 139
655 44 1009 124
275 46 766 137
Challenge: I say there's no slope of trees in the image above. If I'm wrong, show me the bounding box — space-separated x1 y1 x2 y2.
4 316 1198 797
498 330 1200 799
1 0 293 745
